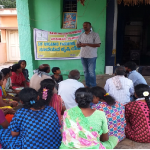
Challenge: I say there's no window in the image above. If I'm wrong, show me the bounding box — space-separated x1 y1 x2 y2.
63 0 77 12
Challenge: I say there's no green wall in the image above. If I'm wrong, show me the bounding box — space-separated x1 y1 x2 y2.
16 0 34 78
16 0 106 80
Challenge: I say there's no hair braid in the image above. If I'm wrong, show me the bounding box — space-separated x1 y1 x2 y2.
90 86 116 106
135 84 150 119
38 79 55 105
145 96 150 119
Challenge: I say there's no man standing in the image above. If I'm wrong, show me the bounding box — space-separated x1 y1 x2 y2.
77 22 101 87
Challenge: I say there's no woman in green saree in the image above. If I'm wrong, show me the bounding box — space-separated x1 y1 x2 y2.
60 88 118 149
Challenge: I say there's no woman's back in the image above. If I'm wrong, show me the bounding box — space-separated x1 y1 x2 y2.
60 106 108 149
125 101 150 143
0 106 61 149
72 106 107 134
92 101 126 141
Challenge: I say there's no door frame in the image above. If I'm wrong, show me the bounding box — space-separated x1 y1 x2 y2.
6 29 19 62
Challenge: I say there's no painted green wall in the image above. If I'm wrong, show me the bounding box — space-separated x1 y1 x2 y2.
16 0 106 80
16 0 34 78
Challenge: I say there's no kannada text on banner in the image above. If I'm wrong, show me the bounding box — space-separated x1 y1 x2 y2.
34 28 84 60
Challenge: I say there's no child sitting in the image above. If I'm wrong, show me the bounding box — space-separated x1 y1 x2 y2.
10 64 28 89
51 67 63 84
18 60 29 82
0 88 62 149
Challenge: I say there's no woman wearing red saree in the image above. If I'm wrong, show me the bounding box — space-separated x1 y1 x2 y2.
10 64 28 89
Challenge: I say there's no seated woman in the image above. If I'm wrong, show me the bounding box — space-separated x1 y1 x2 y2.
90 86 126 142
0 109 9 149
0 88 62 149
0 109 9 129
125 84 150 143
1 68 19 100
38 79 66 126
60 87 118 149
0 73 17 123
10 64 28 89
18 60 30 82
0 73 18 108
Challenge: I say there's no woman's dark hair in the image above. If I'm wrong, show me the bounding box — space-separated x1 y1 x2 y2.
90 86 116 106
38 79 55 105
124 61 137 71
52 67 60 74
18 60 26 65
11 64 21 72
75 87 93 108
0 72 3 80
135 84 150 119
1 68 11 77
19 88 39 109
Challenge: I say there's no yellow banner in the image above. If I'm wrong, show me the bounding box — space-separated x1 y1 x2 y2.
34 28 84 60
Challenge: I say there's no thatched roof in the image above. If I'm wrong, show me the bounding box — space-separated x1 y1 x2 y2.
78 0 150 6
117 0 150 6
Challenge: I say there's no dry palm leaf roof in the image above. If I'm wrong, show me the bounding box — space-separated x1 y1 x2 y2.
78 0 150 6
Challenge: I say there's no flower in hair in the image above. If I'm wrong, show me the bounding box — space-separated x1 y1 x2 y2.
143 91 149 97
42 88 49 100
30 100 35 105
104 93 109 97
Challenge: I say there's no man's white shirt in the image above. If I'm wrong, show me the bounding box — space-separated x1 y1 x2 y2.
104 76 134 105
58 79 84 109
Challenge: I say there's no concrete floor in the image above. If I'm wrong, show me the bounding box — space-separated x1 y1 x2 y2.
115 138 150 149
82 74 150 88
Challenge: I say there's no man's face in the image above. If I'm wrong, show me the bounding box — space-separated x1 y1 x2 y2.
125 67 129 73
83 23 91 31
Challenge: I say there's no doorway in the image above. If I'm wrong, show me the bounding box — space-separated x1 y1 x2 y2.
116 4 150 66
6 30 20 62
